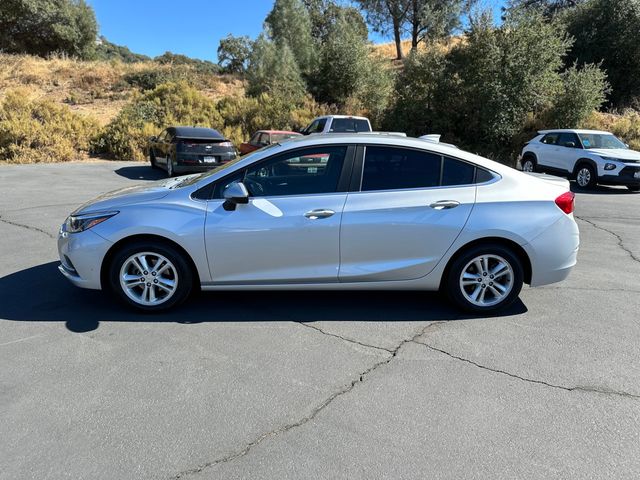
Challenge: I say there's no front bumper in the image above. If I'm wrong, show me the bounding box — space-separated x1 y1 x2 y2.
599 165 640 186
57 228 112 290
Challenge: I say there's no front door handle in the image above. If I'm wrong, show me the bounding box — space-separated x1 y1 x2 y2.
429 200 460 210
304 209 335 219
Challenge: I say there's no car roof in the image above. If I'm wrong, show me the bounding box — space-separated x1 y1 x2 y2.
172 126 224 138
259 130 301 135
314 115 370 121
538 129 612 135
227 133 514 177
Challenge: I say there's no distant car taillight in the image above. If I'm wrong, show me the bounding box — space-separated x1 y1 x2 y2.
555 191 575 214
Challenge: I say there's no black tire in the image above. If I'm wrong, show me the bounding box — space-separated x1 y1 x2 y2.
444 244 524 314
150 150 158 169
521 155 537 173
108 241 193 312
574 163 597 189
627 185 640 192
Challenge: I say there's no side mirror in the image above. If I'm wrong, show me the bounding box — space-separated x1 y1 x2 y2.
149 136 157 142
223 182 250 211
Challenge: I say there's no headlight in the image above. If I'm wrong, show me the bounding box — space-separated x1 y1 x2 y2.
63 211 118 233
604 163 617 171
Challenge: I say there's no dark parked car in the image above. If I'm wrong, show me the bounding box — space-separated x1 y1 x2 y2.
239 130 302 155
149 126 236 177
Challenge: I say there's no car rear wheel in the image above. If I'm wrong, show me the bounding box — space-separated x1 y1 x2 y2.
521 156 536 173
445 244 524 314
108 242 193 312
575 164 596 189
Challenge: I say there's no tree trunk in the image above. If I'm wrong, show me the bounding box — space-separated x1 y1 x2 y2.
411 0 419 51
392 16 404 59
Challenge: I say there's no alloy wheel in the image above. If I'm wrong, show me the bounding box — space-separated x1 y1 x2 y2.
576 167 591 188
119 252 178 306
459 254 514 307
522 159 534 172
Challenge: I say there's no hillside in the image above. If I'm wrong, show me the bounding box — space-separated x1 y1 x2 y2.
0 54 245 126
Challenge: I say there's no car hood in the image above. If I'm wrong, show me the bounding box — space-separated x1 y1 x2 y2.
589 148 640 162
72 178 179 214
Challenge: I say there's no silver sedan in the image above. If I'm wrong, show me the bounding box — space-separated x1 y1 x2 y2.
58 135 580 313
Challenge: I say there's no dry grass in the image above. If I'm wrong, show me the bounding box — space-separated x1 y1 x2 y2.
372 37 464 61
0 53 245 126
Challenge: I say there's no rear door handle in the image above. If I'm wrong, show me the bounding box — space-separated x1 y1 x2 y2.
304 209 335 219
429 200 460 210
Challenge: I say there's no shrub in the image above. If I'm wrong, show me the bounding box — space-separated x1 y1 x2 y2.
582 110 640 151
95 81 224 160
122 69 177 91
0 88 99 163
217 93 330 145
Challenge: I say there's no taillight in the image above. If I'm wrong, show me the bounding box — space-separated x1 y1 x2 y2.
218 141 233 148
555 191 575 214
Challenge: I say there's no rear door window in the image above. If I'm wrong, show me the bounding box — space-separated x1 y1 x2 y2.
361 146 441 191
541 133 559 145
558 132 581 148
442 157 476 186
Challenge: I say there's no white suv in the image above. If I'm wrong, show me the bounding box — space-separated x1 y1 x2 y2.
520 129 640 191
301 115 372 135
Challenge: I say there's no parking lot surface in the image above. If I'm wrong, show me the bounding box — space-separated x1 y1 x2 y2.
1 161 639 479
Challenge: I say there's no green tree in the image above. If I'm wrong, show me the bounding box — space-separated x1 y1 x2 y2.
265 0 317 75
315 11 393 124
246 35 308 104
565 0 640 107
217 34 253 74
0 0 98 58
385 9 609 161
357 0 410 60
406 0 468 50
303 0 368 41
506 0 584 16
547 64 609 127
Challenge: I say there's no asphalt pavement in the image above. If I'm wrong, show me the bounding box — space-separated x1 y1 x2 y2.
0 161 639 479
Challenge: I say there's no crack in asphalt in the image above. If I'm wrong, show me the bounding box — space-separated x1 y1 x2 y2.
0 216 55 239
297 322 394 353
413 340 640 400
576 216 640 264
170 322 444 479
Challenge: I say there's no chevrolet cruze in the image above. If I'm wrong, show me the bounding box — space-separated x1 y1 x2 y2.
58 135 580 313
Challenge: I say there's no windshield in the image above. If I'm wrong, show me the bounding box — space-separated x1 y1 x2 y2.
577 133 627 150
172 144 280 188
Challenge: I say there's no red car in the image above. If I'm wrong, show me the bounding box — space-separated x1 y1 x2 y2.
239 130 302 155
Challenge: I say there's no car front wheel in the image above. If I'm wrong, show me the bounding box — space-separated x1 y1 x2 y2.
521 157 536 173
445 244 524 314
575 164 596 189
108 242 193 312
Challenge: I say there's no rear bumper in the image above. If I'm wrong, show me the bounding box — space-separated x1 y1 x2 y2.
524 214 580 287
